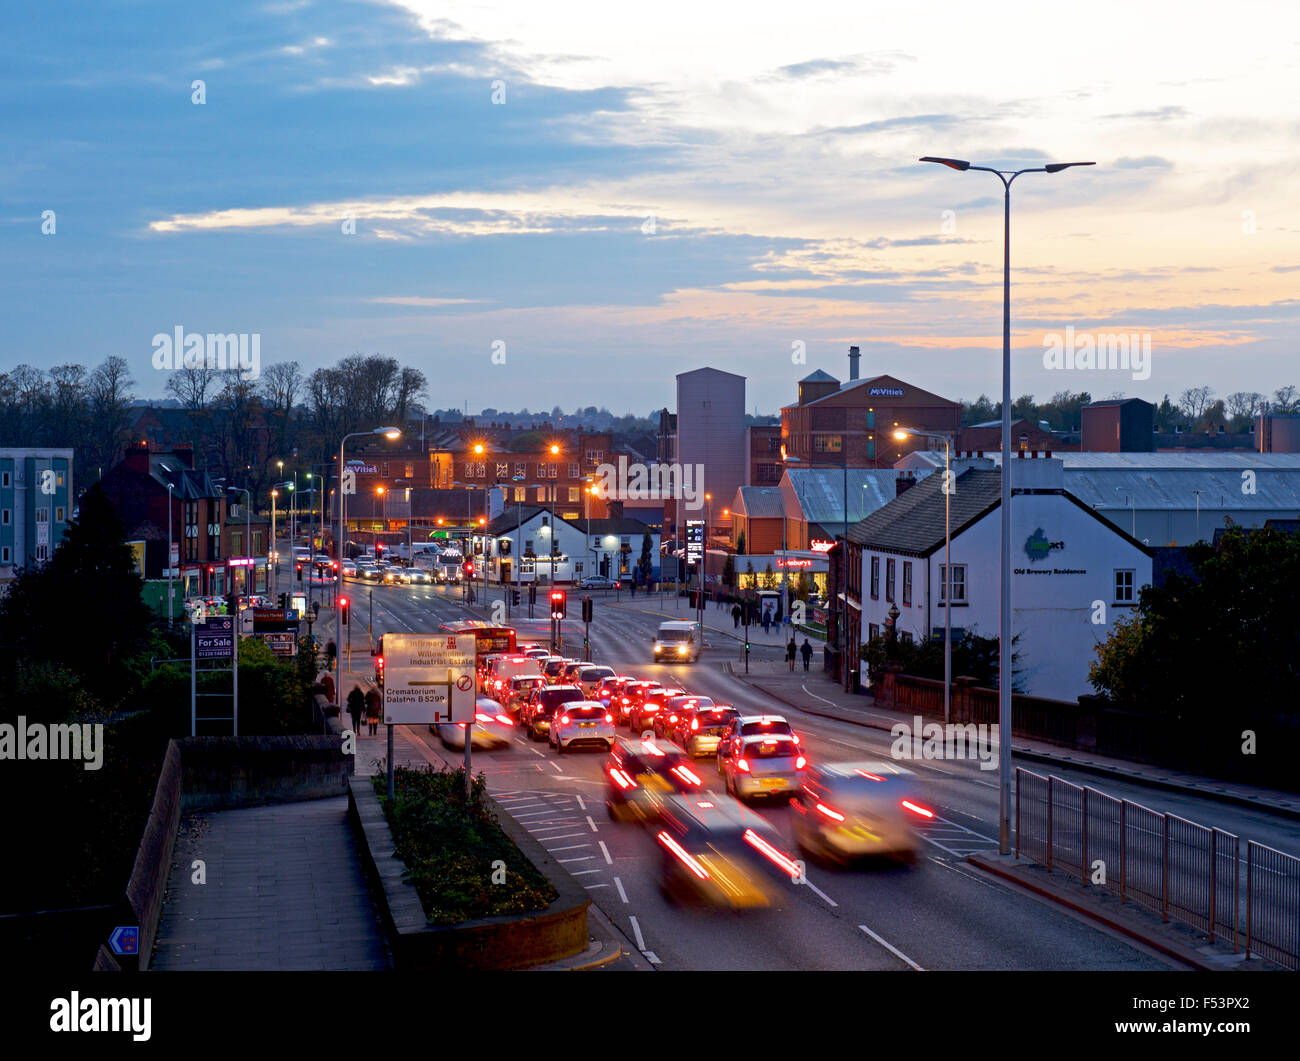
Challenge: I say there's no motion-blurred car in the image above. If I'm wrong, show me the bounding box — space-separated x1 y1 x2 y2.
604 737 705 823
520 684 586 741
654 792 798 909
717 716 800 767
790 761 931 865
675 704 740 757
434 698 516 749
719 733 807 802
548 701 616 753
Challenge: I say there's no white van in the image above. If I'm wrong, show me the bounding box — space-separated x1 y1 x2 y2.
483 654 544 698
652 620 701 663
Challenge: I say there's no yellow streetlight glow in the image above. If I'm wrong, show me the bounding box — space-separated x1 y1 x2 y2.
892 429 910 441
473 443 484 455
550 444 560 455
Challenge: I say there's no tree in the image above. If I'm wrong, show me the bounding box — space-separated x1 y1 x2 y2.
1154 394 1180 432
0 485 152 703
963 394 998 426
736 529 746 556
639 533 653 583
722 553 735 589
1178 386 1214 422
744 559 755 593
761 562 777 590
1273 385 1299 414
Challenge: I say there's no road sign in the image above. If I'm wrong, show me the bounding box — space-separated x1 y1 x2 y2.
382 632 477 725
108 926 139 956
252 608 298 632
257 631 297 657
686 520 706 563
195 617 235 659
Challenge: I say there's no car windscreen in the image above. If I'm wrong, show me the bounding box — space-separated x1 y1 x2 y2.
657 629 693 642
512 677 544 689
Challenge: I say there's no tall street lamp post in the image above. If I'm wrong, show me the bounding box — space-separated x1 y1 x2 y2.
920 153 1094 854
167 482 175 626
336 427 401 711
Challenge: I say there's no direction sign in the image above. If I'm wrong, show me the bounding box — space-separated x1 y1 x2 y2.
382 632 477 725
195 617 235 659
109 926 139 956
257 632 297 657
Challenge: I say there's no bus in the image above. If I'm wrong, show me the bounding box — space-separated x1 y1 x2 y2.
439 619 517 662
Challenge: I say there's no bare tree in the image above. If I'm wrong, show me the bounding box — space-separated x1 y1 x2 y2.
87 357 135 480
1273 385 1299 414
1178 386 1214 422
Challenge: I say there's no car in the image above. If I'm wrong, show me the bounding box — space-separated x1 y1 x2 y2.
522 647 550 660
382 567 407 584
654 694 713 740
435 697 516 750
520 684 586 741
477 653 507 691
405 568 432 585
548 700 616 753
719 733 807 802
356 563 380 581
484 655 544 699
789 761 931 865
603 737 706 823
559 661 587 686
626 684 668 732
675 704 740 757
577 576 619 590
576 665 616 698
503 675 547 719
654 792 796 909
716 716 800 769
541 657 572 684
594 675 633 709
341 560 358 578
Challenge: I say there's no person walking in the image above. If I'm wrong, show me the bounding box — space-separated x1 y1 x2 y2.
320 671 335 705
325 639 337 668
346 686 364 734
786 638 797 671
762 609 771 635
731 603 741 629
800 638 813 671
364 686 382 736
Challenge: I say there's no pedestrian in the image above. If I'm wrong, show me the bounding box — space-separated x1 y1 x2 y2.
775 599 783 626
347 686 364 734
320 672 335 704
365 687 382 736
630 580 636 598
801 638 813 671
786 638 797 671
325 639 337 667
731 603 741 629
762 610 771 635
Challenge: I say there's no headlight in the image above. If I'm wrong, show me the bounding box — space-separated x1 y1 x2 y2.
677 645 687 655
653 645 661 653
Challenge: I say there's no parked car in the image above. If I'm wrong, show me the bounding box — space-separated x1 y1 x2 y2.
578 576 619 590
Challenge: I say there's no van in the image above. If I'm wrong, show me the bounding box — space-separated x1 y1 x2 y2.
652 620 701 663
484 655 544 698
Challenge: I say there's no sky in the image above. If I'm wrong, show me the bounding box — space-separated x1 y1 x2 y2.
3 0 1298 416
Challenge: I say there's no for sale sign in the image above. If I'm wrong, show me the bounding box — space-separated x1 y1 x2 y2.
382 632 477 725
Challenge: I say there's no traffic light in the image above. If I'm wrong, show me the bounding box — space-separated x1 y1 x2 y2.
375 654 385 688
339 595 350 625
550 589 567 620
277 592 287 609
582 596 593 623
296 562 303 582
512 589 521 607
464 561 474 577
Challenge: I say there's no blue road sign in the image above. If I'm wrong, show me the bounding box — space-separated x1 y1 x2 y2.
109 926 139 956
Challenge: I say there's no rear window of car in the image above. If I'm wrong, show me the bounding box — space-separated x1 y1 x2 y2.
512 677 544 689
743 737 798 758
539 688 584 708
580 668 614 681
741 720 792 737
567 704 606 718
543 661 567 676
701 708 738 723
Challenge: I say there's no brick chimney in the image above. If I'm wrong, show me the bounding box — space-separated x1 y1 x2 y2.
848 345 860 382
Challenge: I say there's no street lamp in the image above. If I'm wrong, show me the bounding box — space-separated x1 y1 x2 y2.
894 428 954 724
920 153 1094 854
167 481 175 626
226 485 252 598
270 488 278 595
336 427 401 709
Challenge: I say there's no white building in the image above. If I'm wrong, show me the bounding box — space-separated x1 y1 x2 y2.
849 458 1152 702
482 506 659 584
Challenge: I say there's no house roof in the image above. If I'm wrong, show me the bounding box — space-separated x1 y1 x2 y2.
792 373 958 410
846 468 1001 556
585 517 656 536
736 486 785 519
483 505 554 536
784 468 900 532
799 369 840 384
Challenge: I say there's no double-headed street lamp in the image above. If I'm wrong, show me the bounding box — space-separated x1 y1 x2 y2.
893 428 953 724
920 154 1094 854
336 427 401 709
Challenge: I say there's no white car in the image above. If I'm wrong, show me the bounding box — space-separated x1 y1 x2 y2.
549 700 616 753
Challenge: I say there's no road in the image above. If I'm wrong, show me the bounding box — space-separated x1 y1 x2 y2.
330 577 1300 970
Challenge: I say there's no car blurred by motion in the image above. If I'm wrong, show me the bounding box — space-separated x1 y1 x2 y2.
654 793 799 909
790 761 930 865
604 737 705 823
719 733 807 802
434 697 516 749
548 701 616 753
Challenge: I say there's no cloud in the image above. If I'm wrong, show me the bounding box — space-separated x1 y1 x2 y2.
1113 155 1174 170
764 51 914 82
1102 105 1188 121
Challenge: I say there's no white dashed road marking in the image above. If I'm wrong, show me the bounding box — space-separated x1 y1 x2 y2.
858 924 924 971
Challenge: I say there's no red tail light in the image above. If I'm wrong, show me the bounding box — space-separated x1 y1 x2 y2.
668 714 678 724
671 764 702 787
795 756 807 769
560 715 571 725
658 831 711 880
608 767 636 790
475 712 493 723
815 802 845 822
902 799 935 819
690 719 699 731
743 829 801 876
605 713 613 723
495 714 512 725
736 758 751 773
856 770 886 782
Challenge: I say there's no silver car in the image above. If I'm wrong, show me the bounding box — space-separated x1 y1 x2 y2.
720 734 807 802
549 700 616 753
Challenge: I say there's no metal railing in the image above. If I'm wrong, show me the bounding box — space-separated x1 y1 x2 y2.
1016 767 1295 969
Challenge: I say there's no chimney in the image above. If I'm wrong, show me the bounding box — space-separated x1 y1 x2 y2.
848 345 860 382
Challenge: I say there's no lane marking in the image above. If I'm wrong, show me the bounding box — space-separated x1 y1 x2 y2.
586 815 599 832
584 884 609 890
614 876 629 904
628 915 647 951
528 831 585 841
800 878 839 907
801 684 837 706
530 748 545 757
643 951 662 964
549 761 564 772
547 844 594 852
598 841 613 865
558 856 597 864
858 924 924 971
